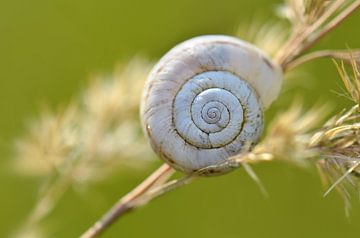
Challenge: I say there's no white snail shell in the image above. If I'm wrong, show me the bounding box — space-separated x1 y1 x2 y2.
141 35 283 175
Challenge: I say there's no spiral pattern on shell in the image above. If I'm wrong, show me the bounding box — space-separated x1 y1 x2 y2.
174 71 262 150
141 35 283 174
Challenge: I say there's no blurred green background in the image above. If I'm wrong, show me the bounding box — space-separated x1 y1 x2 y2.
1 0 360 237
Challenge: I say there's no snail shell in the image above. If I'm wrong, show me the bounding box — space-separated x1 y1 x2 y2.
141 35 283 175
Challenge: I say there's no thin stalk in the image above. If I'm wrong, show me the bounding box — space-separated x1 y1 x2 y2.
300 0 360 55
283 0 360 69
285 49 360 71
278 0 347 65
80 164 174 238
285 50 337 70
276 0 345 64
323 159 360 197
277 0 360 70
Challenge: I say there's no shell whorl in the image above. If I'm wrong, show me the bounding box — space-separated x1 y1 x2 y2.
141 35 283 174
174 71 262 150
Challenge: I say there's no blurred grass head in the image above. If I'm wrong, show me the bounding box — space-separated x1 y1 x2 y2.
14 58 154 183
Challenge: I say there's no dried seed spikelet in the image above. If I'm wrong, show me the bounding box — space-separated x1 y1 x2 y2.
15 58 154 183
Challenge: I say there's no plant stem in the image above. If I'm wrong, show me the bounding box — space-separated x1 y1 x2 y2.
277 0 360 70
80 163 174 238
300 0 360 55
278 0 347 65
284 49 360 71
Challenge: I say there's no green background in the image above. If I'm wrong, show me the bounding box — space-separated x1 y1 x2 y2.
1 0 360 237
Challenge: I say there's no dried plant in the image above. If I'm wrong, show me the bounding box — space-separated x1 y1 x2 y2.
13 1 360 238
313 60 360 214
13 58 154 238
234 60 360 214
274 0 360 68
